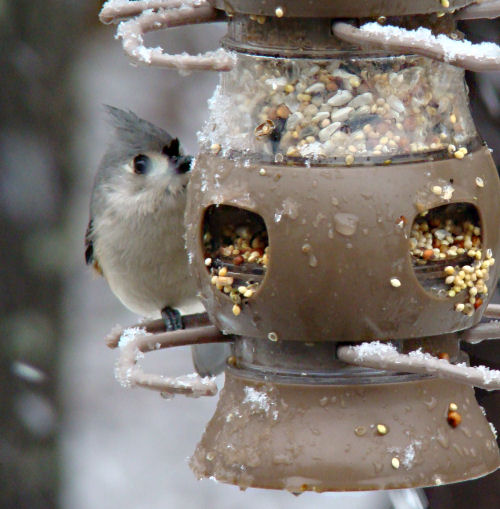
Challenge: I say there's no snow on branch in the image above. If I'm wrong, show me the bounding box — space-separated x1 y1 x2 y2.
113 325 226 397
337 341 500 391
333 22 500 72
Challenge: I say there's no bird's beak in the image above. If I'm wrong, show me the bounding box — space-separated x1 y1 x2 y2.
174 155 192 174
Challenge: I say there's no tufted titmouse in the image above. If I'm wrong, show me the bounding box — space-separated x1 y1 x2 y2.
85 106 197 330
85 106 230 374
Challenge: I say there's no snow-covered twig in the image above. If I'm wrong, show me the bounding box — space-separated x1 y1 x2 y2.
456 0 500 20
337 341 500 391
113 2 234 72
100 0 186 24
333 22 500 71
114 324 227 397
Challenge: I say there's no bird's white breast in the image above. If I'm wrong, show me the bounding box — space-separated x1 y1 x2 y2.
94 188 197 317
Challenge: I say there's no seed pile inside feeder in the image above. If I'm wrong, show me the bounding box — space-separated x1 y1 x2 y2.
200 54 477 164
410 206 495 316
204 224 269 316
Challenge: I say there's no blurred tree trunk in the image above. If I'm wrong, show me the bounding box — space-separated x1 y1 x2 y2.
0 2 99 508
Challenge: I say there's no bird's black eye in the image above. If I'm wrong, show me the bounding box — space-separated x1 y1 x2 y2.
133 154 150 175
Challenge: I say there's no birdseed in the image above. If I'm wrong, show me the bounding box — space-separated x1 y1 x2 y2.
200 54 477 164
410 206 494 315
204 222 269 314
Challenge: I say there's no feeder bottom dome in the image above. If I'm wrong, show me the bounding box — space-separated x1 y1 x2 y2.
190 369 499 492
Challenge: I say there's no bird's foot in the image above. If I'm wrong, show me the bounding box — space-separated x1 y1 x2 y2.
161 306 183 331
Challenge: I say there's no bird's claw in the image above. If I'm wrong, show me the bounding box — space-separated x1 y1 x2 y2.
161 306 183 331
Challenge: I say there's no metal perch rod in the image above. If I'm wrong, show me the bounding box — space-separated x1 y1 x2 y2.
337 341 500 391
100 0 185 24
105 312 212 348
332 22 500 72
460 320 500 343
113 322 229 397
483 303 500 319
456 0 500 20
101 0 234 72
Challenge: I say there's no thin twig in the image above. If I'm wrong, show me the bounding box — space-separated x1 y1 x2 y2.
456 0 500 20
115 4 234 72
100 0 185 24
337 341 500 391
333 22 500 72
115 325 228 397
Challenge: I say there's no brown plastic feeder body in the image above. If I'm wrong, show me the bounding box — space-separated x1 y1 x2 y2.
182 4 500 483
186 147 500 343
191 370 499 491
210 0 473 18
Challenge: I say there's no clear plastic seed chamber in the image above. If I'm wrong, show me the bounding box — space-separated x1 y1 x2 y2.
99 0 500 496
200 53 478 164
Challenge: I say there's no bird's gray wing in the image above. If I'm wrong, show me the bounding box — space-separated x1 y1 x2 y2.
85 219 94 266
85 219 103 275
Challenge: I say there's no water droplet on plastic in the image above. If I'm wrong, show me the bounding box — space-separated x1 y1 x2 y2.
354 426 367 437
436 429 449 449
460 426 472 438
312 212 326 227
319 396 329 407
424 396 437 410
334 213 359 236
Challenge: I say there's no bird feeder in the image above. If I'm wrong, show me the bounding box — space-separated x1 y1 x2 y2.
100 0 500 493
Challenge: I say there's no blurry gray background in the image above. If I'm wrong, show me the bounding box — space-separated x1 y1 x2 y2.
0 2 498 508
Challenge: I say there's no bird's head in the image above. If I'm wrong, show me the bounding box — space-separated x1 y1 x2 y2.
94 106 192 210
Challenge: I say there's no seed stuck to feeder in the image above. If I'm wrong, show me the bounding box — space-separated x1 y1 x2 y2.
376 424 388 435
275 6 285 18
447 410 462 428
